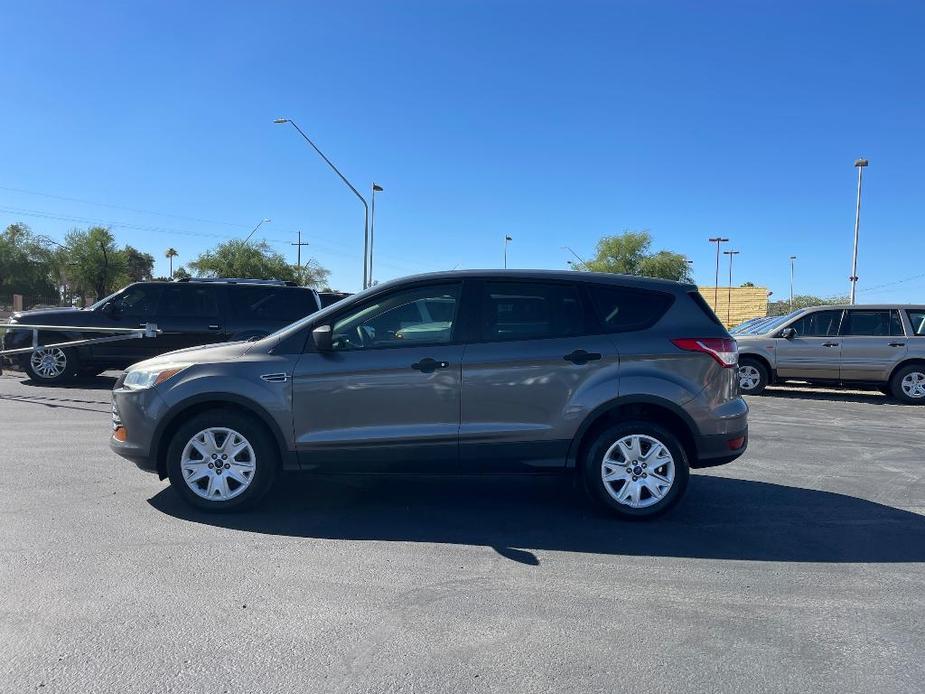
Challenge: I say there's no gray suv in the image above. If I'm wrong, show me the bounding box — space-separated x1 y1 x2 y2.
110 270 748 518
735 304 925 404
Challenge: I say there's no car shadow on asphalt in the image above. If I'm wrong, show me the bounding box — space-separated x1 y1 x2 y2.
148 474 925 565
15 374 119 390
762 386 895 405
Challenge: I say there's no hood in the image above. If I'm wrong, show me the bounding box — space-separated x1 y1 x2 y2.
129 340 252 370
10 306 82 323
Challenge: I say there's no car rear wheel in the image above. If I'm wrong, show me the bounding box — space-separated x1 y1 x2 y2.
24 347 78 384
890 364 925 405
737 358 769 395
582 421 690 519
166 409 278 511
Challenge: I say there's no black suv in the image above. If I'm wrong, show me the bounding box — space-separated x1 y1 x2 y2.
3 279 322 383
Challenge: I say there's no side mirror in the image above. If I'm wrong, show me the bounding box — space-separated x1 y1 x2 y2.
102 301 119 317
312 324 333 352
779 327 795 339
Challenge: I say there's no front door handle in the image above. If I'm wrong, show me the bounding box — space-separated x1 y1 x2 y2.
889 342 906 347
822 342 839 347
564 349 602 365
411 358 449 373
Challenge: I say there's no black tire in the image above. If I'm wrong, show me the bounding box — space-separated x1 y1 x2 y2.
23 347 80 384
582 421 690 519
737 357 769 395
890 364 925 405
166 408 279 512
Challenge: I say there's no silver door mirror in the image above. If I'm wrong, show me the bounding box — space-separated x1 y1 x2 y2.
312 324 333 351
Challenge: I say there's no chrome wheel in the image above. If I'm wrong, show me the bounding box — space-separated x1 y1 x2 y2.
30 347 68 379
180 428 257 501
601 434 675 509
738 364 761 391
901 371 925 399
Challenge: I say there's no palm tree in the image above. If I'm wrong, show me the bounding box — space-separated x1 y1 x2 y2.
165 248 178 279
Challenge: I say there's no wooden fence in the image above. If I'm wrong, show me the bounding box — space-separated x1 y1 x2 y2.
697 286 770 328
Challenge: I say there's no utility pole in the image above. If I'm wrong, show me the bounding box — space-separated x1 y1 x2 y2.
708 237 729 309
789 256 797 311
723 249 740 325
849 158 869 304
291 231 310 275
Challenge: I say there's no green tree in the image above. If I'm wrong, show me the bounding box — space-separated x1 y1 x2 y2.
0 223 57 301
768 294 850 316
165 248 178 279
189 240 330 288
580 230 693 282
64 226 126 301
123 246 155 283
173 265 191 280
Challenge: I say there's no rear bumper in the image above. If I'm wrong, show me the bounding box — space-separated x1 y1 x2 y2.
692 428 748 468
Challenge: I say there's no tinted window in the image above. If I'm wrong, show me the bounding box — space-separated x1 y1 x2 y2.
788 310 842 337
588 285 674 333
232 286 317 322
109 285 161 317
332 283 461 350
840 309 903 337
159 285 220 318
905 310 925 336
481 282 584 341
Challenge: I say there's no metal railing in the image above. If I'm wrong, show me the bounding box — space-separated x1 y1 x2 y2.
0 322 160 359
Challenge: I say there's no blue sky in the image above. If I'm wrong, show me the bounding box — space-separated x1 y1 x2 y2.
1 1 923 298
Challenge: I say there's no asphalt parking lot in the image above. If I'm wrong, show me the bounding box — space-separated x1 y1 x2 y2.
1 371 923 694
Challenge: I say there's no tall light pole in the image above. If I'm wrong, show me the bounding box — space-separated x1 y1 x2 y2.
504 235 512 268
789 255 797 311
561 245 590 269
274 118 370 288
708 237 729 309
243 218 271 243
723 249 740 324
849 158 869 304
369 183 383 286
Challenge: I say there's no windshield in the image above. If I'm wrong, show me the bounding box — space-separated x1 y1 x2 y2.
737 312 800 335
87 288 123 311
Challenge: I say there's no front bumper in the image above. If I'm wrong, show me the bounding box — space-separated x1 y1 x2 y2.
109 380 169 474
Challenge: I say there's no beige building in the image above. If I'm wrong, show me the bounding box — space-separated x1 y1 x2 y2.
698 286 770 328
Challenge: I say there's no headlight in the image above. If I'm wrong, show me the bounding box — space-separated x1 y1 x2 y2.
123 365 188 389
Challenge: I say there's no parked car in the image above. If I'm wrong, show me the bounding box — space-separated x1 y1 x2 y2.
3 279 322 383
735 304 925 403
109 270 748 518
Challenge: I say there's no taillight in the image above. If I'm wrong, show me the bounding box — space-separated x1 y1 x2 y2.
671 338 738 367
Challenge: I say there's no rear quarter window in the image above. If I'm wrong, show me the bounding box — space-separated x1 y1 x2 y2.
586 285 675 333
231 286 318 322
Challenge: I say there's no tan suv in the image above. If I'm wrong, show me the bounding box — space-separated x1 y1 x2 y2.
734 305 925 404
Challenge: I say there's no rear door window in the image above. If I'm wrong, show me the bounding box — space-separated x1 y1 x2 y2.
905 310 925 336
587 285 675 333
232 286 317 322
840 309 904 336
480 282 585 341
788 310 843 337
159 285 220 318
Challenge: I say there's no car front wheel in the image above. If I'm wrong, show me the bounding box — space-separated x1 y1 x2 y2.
24 347 78 384
737 358 769 395
166 409 278 511
582 421 690 519
891 364 925 405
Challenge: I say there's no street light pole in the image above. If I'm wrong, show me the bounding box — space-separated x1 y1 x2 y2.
561 246 590 269
369 183 383 286
789 255 797 311
274 118 370 288
243 218 271 244
849 158 869 304
504 235 512 268
723 249 740 324
708 237 729 308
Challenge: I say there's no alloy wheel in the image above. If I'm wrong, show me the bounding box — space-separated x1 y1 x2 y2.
738 364 761 392
180 427 257 501
30 348 68 379
601 434 675 509
901 371 925 399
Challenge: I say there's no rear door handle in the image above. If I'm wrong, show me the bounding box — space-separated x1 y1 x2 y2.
822 342 839 347
208 324 221 331
411 358 449 373
889 342 906 347
564 349 602 365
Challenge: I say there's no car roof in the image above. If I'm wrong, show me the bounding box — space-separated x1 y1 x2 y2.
371 269 696 292
797 304 925 311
